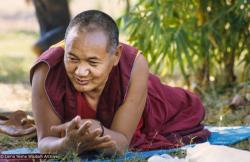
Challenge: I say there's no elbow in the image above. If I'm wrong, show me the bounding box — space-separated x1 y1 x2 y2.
38 138 55 154
38 141 49 154
37 135 50 153
37 137 63 154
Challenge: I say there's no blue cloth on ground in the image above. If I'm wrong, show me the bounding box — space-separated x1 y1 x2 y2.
208 126 250 145
1 126 250 161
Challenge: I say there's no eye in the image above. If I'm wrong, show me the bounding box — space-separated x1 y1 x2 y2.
89 61 98 67
67 56 79 63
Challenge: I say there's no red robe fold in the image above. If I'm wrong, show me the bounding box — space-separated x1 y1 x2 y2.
30 43 210 150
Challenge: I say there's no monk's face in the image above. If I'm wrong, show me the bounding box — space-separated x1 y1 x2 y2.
64 27 120 93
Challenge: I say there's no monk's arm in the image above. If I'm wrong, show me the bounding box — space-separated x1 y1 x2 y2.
90 53 149 155
32 63 76 153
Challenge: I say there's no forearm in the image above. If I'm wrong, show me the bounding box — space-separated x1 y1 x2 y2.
38 136 74 154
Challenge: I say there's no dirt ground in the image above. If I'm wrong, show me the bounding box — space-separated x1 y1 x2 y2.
0 0 126 113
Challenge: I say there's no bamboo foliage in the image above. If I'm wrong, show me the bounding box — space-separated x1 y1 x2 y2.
117 0 250 86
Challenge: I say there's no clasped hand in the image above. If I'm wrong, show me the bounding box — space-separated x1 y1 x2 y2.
50 116 115 154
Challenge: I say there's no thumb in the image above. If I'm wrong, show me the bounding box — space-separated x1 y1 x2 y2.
50 124 66 133
50 116 81 134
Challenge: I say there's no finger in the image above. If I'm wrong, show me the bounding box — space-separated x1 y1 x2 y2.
77 120 92 135
78 129 102 147
79 134 111 152
84 140 116 152
50 123 67 134
85 137 111 150
94 140 116 149
50 116 80 133
91 135 111 146
77 136 113 154
67 117 79 133
77 129 103 150
85 128 102 140
74 116 81 128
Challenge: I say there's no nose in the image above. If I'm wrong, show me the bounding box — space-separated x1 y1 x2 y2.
75 64 90 77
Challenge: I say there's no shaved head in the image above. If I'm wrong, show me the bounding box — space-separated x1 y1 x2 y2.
65 10 119 54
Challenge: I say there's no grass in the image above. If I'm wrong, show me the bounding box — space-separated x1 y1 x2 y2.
0 135 37 151
200 81 250 126
232 139 250 151
0 31 36 84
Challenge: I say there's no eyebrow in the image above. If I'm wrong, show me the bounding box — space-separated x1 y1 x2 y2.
68 52 78 58
68 52 101 61
88 56 101 61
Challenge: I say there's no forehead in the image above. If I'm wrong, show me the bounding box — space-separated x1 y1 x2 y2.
65 26 108 46
65 26 109 56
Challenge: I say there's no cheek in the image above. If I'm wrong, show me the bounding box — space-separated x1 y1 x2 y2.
65 63 76 75
91 65 111 79
91 68 105 78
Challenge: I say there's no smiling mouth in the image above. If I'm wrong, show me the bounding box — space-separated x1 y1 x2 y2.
75 78 90 85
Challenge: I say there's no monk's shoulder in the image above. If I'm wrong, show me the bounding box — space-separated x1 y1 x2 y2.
32 63 49 86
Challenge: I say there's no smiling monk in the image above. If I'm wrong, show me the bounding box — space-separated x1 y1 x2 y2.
30 10 210 156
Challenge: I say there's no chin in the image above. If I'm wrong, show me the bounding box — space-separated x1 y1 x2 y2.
75 86 89 93
74 84 92 93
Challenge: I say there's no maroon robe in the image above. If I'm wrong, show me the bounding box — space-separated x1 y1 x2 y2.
30 43 210 150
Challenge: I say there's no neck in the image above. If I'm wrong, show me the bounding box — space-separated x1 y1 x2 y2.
83 82 106 111
84 78 107 101
84 87 102 100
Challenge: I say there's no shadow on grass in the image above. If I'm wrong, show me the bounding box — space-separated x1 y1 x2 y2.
0 55 29 84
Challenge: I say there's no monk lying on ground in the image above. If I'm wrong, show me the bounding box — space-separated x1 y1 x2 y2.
30 10 210 156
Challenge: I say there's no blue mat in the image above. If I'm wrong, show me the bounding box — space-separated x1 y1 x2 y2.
208 126 250 145
1 126 250 161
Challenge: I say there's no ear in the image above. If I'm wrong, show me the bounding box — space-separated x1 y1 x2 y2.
113 44 122 66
